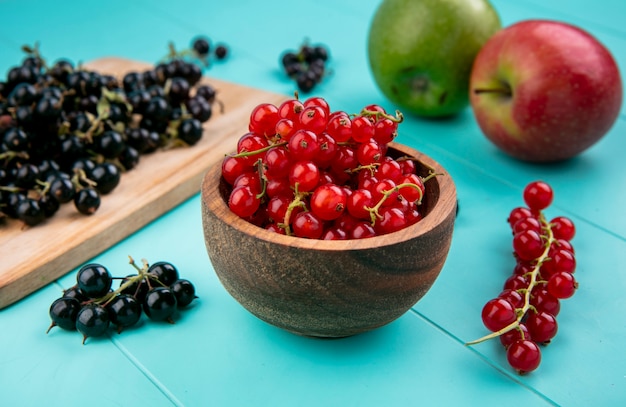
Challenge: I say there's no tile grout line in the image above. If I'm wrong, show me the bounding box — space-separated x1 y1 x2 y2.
407 308 561 407
109 335 186 407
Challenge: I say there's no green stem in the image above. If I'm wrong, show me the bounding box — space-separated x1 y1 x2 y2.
229 141 287 159
465 214 555 346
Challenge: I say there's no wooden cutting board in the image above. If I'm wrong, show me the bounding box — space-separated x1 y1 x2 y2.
0 57 289 309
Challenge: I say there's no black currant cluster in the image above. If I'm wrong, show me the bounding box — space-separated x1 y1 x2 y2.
47 257 197 344
0 43 219 227
280 41 330 93
165 36 229 70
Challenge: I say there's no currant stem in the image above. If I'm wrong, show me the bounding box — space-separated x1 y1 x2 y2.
465 213 555 346
365 182 424 226
229 141 288 159
359 108 404 123
278 183 308 236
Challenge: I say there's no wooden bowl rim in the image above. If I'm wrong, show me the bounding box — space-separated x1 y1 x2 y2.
202 142 456 251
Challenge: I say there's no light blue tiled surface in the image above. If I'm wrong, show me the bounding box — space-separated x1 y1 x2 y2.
1 1 625 406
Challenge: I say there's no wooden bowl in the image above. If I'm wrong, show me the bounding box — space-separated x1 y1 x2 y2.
201 142 457 338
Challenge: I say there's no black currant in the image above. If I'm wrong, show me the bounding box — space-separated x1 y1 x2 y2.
170 279 197 308
47 297 81 332
148 261 179 286
186 96 212 123
214 44 228 60
167 77 191 105
74 187 101 215
192 37 210 56
143 287 177 322
38 193 60 218
92 130 125 159
76 303 110 344
76 263 112 298
178 118 203 146
49 177 76 203
91 162 121 195
107 294 142 332
63 285 89 302
16 197 46 226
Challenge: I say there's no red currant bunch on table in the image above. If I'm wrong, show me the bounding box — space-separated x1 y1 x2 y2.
467 181 578 375
47 256 197 344
221 96 438 240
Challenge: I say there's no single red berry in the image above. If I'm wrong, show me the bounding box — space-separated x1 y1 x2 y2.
303 96 330 117
228 186 260 218
310 184 347 221
350 221 377 239
289 161 320 192
299 105 328 134
526 311 558 345
292 211 324 239
351 115 375 143
248 103 279 137
530 287 561 316
512 217 542 235
481 298 517 332
541 248 576 276
508 207 534 229
347 189 374 220
277 99 304 122
498 289 525 309
526 310 558 344
326 113 352 143
264 146 293 178
237 132 269 164
288 130 319 161
221 155 250 185
547 271 578 299
507 339 541 374
375 207 408 235
513 229 546 261
523 181 554 212
373 118 397 144
551 216 576 241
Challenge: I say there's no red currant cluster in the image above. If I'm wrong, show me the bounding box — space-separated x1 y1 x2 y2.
467 181 578 374
221 96 436 239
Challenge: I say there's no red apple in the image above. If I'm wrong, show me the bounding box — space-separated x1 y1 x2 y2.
469 20 623 162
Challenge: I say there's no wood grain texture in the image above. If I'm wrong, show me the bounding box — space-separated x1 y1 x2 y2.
201 143 457 337
0 57 289 309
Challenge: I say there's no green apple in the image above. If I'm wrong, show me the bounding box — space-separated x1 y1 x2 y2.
367 0 501 117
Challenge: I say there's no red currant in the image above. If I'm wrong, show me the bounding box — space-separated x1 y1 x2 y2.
526 310 558 344
310 184 347 221
289 161 320 192
249 103 279 137
507 339 541 374
513 229 546 261
550 216 576 241
547 271 578 299
523 181 553 212
228 186 260 218
350 115 375 143
481 298 517 332
292 211 324 239
288 130 319 161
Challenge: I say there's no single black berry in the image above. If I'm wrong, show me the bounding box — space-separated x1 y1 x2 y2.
107 294 142 332
143 287 177 322
47 297 81 332
148 261 179 286
76 303 110 344
76 263 112 298
170 279 197 308
74 187 101 215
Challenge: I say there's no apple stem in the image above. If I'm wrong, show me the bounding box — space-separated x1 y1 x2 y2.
473 87 512 97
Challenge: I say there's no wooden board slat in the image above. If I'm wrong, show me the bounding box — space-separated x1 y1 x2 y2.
0 57 289 309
